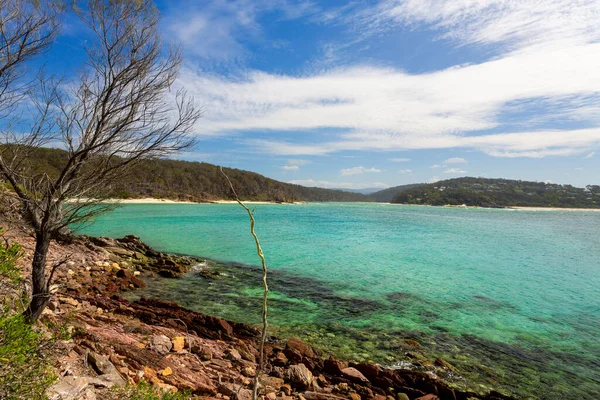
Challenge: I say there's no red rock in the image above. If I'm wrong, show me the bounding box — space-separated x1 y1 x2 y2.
341 367 369 384
415 395 439 400
274 351 289 366
324 357 345 375
286 338 317 358
353 362 381 380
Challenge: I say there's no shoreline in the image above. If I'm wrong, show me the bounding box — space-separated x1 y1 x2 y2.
387 202 600 211
67 197 306 205
1 225 515 400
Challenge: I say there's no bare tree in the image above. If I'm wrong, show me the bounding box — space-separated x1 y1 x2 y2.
0 0 201 322
0 0 62 118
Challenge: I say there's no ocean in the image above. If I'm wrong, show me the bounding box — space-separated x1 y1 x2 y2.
78 203 600 399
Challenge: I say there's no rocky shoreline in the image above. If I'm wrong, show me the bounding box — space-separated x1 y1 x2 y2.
4 227 516 400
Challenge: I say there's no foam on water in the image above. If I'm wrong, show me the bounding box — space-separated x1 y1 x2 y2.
78 203 600 399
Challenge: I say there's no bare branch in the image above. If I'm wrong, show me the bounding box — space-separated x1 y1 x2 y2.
0 0 201 322
220 167 269 400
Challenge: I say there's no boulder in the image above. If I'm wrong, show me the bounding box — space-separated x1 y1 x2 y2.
286 364 313 390
226 348 242 362
191 343 213 360
150 335 173 355
286 338 317 358
259 376 285 394
324 357 345 375
274 351 289 366
86 352 126 387
341 367 369 384
47 376 89 400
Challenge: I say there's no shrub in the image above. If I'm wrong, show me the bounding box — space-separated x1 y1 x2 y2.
0 231 57 399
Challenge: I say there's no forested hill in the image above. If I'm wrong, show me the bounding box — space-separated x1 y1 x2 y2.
370 183 427 202
10 147 371 202
390 177 600 208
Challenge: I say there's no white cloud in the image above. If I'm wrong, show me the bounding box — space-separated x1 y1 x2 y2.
444 168 467 174
287 159 309 166
428 176 440 183
585 151 596 159
399 169 412 173
366 0 600 51
179 39 600 157
444 157 467 164
431 164 441 168
288 179 389 189
340 166 382 176
172 0 600 159
390 157 410 162
281 158 309 171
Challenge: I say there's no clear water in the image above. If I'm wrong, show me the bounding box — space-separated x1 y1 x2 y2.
78 203 600 399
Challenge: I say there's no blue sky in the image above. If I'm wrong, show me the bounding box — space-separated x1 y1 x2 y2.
52 0 600 189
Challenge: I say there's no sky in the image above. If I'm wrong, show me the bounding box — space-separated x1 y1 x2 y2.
51 0 600 189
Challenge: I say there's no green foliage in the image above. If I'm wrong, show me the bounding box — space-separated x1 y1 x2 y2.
112 382 192 400
0 233 24 285
390 177 600 208
370 183 427 202
0 232 58 399
0 314 57 399
3 146 370 202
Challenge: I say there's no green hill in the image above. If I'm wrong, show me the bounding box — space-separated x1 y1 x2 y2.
370 183 427 202
4 147 371 203
389 177 600 208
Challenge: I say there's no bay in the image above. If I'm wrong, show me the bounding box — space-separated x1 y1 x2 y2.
78 203 600 399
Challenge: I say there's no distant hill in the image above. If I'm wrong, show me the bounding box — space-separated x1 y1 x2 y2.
390 177 600 208
334 187 385 195
370 183 427 202
7 147 371 203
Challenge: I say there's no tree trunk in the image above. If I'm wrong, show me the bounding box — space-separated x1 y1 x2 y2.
23 232 51 323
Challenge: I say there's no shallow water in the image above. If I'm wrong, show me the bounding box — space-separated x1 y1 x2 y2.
78 203 600 399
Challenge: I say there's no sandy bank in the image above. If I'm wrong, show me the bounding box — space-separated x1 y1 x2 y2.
508 206 600 212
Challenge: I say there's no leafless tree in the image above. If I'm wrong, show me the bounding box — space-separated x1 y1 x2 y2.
0 0 62 118
0 0 201 322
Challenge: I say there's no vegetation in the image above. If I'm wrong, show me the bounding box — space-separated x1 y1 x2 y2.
389 177 600 208
111 382 191 400
0 233 57 400
10 146 372 203
369 183 426 202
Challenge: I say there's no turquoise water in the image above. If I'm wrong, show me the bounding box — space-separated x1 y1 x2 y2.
78 203 600 399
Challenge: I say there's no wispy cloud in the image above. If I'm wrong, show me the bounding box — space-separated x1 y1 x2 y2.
363 0 600 52
444 168 467 174
164 0 319 61
287 159 310 166
281 158 309 171
340 166 382 176
585 151 596 159
399 169 412 173
179 39 600 157
444 157 467 164
390 157 410 162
